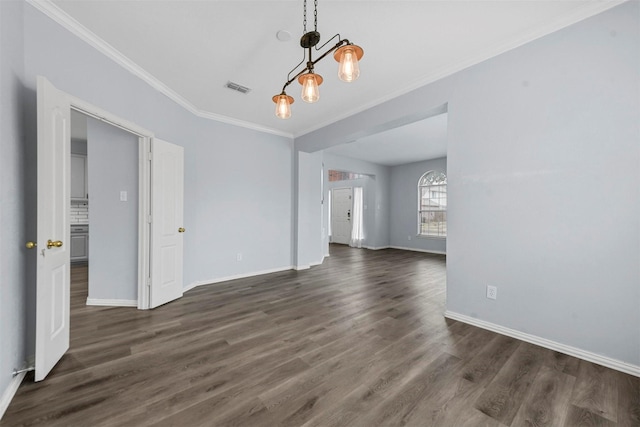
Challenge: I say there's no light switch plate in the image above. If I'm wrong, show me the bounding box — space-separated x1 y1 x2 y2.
120 191 127 202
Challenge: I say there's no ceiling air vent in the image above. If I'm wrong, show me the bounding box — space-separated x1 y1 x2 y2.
225 81 251 94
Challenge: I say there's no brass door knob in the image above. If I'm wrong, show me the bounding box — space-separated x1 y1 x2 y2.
178 227 185 233
26 242 37 249
47 240 63 249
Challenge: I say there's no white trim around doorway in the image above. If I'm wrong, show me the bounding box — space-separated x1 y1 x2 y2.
68 95 153 310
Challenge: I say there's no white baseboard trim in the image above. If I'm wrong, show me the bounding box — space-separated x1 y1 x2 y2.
86 298 137 307
363 245 391 251
390 245 446 255
184 265 294 292
1 372 26 420
444 311 640 377
295 265 311 271
310 256 327 267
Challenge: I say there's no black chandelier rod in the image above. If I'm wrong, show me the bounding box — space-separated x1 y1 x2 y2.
280 36 352 94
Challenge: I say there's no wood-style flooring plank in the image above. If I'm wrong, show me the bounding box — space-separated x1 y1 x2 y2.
565 405 618 427
353 352 463 426
2 245 638 427
616 371 640 427
474 342 545 425
570 360 620 423
460 334 520 387
298 326 453 427
511 365 576 426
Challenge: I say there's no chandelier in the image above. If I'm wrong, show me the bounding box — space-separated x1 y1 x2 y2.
272 0 364 119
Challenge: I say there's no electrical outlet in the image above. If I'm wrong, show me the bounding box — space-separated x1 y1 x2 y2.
408 235 412 241
486 285 497 300
236 253 242 262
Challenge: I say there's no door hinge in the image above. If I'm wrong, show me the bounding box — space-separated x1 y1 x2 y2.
146 277 151 287
148 151 152 161
147 215 152 224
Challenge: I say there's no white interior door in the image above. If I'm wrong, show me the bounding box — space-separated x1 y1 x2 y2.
35 76 71 381
150 138 184 308
331 188 352 245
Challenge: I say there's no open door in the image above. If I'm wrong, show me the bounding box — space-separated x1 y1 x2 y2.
150 138 184 308
35 77 71 381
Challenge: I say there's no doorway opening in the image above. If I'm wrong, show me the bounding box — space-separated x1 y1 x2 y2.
69 110 140 309
35 77 186 381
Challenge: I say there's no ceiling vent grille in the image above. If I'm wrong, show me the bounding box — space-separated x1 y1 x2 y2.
225 81 251 94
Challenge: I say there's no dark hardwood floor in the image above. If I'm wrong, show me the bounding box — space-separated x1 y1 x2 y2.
2 245 638 426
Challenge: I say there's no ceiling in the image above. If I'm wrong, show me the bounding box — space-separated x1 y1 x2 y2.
325 112 447 166
45 0 622 140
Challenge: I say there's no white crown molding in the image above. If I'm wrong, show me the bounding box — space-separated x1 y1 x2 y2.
293 0 628 138
445 311 640 377
25 0 293 139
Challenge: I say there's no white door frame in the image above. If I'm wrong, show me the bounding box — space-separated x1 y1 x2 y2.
67 95 153 310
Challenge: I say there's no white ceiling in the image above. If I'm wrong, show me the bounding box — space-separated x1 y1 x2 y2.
45 0 622 140
325 112 448 166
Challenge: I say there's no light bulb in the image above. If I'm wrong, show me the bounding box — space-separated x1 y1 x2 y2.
338 47 360 82
273 94 292 119
301 74 320 103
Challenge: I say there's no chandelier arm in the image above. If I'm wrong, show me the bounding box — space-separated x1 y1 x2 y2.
280 37 350 92
281 66 312 93
314 33 342 52
308 38 349 67
286 51 308 82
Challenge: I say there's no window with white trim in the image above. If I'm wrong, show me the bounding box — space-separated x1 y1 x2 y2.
418 171 447 237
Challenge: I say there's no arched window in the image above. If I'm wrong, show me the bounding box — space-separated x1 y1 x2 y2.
418 171 447 237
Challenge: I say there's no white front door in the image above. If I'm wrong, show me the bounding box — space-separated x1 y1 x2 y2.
35 77 71 381
331 188 352 245
150 138 185 308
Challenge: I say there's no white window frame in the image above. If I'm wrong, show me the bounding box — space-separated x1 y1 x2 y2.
417 171 447 238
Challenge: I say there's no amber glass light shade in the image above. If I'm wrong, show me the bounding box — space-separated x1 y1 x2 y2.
272 93 294 119
334 44 364 82
298 73 323 103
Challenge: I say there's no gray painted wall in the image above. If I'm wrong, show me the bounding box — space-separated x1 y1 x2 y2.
389 157 447 253
297 2 640 365
87 118 139 301
0 1 294 400
296 151 324 268
446 3 639 365
0 0 29 404
21 2 294 288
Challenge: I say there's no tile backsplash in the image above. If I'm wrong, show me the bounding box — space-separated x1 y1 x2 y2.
71 201 89 224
